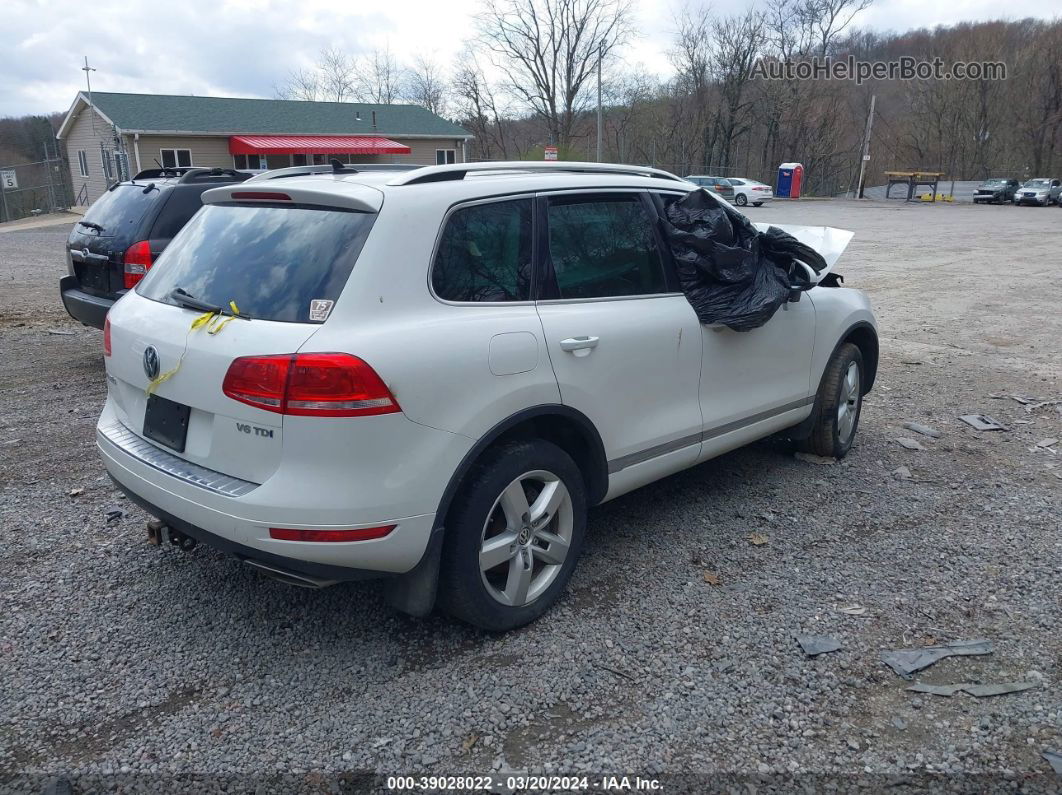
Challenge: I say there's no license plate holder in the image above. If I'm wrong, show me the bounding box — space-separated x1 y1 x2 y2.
143 395 190 452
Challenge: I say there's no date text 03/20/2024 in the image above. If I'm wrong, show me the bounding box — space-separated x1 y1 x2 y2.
385 775 663 791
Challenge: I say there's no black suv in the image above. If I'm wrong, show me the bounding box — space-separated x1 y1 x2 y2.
60 167 251 329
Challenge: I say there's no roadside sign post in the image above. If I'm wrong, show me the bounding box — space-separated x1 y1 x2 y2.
0 170 12 223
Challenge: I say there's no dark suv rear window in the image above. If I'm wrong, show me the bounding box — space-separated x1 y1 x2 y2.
136 203 375 323
81 184 161 237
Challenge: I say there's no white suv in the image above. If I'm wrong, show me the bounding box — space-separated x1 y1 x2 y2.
98 162 877 631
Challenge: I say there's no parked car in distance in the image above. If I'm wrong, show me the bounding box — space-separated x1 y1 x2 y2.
973 178 1020 204
684 175 735 199
726 177 774 207
1014 178 1061 206
98 161 878 631
60 167 252 329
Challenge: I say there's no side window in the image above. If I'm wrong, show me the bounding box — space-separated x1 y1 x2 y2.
432 199 533 302
149 189 206 241
436 149 457 165
546 195 667 300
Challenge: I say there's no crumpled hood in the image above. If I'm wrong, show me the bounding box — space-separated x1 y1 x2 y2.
752 223 855 283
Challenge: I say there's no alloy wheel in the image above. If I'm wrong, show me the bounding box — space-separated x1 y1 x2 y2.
478 470 574 607
836 361 861 443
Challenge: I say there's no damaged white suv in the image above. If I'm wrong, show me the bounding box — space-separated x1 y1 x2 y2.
98 161 877 630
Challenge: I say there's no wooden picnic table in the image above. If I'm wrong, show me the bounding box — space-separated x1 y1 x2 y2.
884 171 946 202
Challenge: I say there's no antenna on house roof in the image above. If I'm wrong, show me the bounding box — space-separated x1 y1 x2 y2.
371 110 377 129
82 56 97 135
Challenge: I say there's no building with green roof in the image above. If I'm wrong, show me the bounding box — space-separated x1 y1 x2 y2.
57 92 472 203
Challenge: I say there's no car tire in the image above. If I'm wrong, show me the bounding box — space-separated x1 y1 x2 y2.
438 439 587 631
797 343 864 459
734 193 748 206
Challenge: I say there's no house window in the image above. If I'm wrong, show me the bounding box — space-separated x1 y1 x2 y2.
161 148 192 168
101 150 114 180
291 154 307 166
233 154 265 170
436 149 456 165
77 150 89 178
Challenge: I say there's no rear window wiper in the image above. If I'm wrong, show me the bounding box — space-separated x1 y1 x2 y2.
77 220 104 232
170 287 251 319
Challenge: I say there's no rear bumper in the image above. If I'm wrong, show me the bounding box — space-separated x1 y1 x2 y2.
60 276 113 329
111 476 387 583
97 411 440 576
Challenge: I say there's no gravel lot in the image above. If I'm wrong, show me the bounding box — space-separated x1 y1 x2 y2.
1 201 1060 793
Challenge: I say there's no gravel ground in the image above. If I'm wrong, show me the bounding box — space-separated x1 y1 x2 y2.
1 202 1060 794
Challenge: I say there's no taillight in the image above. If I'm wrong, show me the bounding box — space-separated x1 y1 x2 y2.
122 241 153 288
103 316 112 357
268 525 396 542
222 353 400 417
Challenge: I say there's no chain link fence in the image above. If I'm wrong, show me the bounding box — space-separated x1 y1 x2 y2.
0 157 74 223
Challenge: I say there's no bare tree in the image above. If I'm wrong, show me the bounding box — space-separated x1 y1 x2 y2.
798 0 874 57
475 0 633 153
452 48 513 159
275 67 321 101
407 57 449 116
353 47 407 104
318 47 356 102
276 48 355 102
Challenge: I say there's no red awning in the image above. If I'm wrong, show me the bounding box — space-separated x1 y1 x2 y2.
229 135 411 156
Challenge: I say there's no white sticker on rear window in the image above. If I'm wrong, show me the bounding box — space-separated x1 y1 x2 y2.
309 299 334 322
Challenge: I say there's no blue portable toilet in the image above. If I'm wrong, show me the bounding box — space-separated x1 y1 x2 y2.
776 162 804 198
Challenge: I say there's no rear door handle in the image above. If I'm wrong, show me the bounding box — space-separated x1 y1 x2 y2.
559 336 599 352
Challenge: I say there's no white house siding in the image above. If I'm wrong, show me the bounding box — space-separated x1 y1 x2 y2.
389 138 466 165
136 135 235 170
126 135 466 171
62 106 117 205
65 127 470 206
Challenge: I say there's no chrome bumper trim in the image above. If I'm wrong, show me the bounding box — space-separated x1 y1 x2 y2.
98 419 259 498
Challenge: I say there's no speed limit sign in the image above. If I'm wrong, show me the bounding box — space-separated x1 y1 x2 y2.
0 170 16 189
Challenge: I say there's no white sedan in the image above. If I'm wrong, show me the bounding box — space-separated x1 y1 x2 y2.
727 178 774 207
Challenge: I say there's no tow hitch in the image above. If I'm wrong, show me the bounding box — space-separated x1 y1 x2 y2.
146 519 198 551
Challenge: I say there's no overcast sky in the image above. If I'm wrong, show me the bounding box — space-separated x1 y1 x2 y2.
1 0 1057 117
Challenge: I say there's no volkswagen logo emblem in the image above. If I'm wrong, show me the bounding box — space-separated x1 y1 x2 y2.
143 346 160 380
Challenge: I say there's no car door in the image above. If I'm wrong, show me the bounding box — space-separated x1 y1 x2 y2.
534 191 703 489
651 191 817 461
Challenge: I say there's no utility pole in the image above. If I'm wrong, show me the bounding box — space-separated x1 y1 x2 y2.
856 94 875 199
596 43 603 163
82 56 97 135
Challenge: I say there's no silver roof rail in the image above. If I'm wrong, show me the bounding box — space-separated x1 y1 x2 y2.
246 163 423 182
245 165 335 182
387 161 686 186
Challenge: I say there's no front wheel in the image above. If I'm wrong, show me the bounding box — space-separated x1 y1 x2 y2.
439 440 587 631
734 193 748 206
797 343 864 459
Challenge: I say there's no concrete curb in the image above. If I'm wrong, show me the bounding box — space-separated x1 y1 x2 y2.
0 211 82 234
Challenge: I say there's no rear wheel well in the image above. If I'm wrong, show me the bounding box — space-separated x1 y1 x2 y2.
843 324 878 394
487 415 608 506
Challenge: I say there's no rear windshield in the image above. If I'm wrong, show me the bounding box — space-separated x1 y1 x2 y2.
136 203 375 323
81 183 162 237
